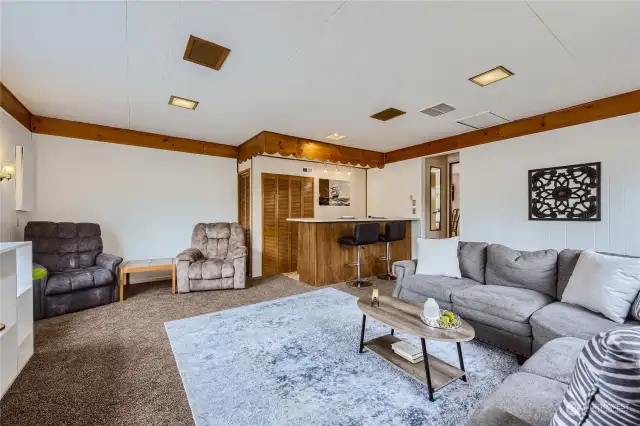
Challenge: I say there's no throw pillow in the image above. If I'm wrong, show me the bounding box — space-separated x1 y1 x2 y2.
632 293 640 322
562 250 640 323
415 237 461 279
551 327 640 426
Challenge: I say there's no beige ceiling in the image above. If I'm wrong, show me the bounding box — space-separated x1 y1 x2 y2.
2 1 639 151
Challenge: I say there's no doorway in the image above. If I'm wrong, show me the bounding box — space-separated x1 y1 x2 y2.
425 155 449 239
449 162 460 237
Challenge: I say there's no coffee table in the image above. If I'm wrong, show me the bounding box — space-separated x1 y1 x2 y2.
119 258 176 301
357 295 475 401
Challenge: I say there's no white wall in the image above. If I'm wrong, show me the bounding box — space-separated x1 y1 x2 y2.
366 158 424 257
0 110 34 242
461 113 640 254
33 134 238 282
250 155 367 277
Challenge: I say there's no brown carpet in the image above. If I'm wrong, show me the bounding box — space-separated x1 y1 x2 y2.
0 276 395 426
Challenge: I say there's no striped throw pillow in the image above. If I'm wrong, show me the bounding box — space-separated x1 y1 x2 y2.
551 327 640 426
631 294 640 321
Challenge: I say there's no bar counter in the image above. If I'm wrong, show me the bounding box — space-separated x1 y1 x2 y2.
286 218 417 286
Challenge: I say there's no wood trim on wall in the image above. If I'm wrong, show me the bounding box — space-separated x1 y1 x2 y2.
0 82 32 130
31 116 238 159
385 89 640 164
238 131 385 168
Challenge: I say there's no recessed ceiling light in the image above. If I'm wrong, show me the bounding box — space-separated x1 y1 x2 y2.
169 95 199 110
469 66 514 87
326 133 346 141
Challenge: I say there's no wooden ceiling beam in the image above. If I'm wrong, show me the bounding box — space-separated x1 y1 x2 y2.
385 89 640 164
238 131 385 168
0 82 32 130
31 116 238 159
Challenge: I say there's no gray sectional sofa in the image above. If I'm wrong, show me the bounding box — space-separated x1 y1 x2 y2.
392 243 639 358
467 336 587 425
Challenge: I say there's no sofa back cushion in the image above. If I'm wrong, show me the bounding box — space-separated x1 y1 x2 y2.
25 222 103 272
485 244 558 297
191 223 244 259
559 249 640 321
551 327 640 426
458 241 488 283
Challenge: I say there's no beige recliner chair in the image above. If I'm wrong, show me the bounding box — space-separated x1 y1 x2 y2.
176 223 247 293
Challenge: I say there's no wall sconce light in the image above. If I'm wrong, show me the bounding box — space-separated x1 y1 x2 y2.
348 166 352 176
0 164 15 182
335 164 340 174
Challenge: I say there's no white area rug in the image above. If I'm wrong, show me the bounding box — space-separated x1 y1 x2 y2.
165 288 518 426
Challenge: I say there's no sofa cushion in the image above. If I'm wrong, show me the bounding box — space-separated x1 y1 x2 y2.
561 250 640 323
467 372 567 426
454 305 532 337
520 337 585 384
452 285 554 323
400 274 479 303
557 249 582 299
530 302 638 347
45 266 114 296
551 327 640 426
188 258 235 280
458 241 488 283
486 244 558 297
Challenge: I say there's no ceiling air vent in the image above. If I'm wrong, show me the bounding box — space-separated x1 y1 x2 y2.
419 103 456 117
455 111 509 129
370 107 406 121
183 35 231 71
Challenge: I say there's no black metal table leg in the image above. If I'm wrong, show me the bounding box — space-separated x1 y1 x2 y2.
390 328 394 336
359 314 367 353
457 342 467 382
421 338 435 402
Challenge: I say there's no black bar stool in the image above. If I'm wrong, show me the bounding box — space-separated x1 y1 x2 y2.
338 222 380 288
377 221 407 280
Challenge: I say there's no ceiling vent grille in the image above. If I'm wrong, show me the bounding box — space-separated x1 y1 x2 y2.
419 103 456 117
183 35 231 71
455 111 509 129
370 107 406 121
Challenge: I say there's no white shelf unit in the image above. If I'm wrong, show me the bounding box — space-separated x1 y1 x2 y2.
0 242 33 399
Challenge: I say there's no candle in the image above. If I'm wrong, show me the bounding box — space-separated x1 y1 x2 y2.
372 287 379 301
423 298 440 320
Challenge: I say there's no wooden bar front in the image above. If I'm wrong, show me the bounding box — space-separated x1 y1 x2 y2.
296 221 412 286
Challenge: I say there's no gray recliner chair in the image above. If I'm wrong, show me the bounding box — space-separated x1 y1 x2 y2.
25 222 123 320
176 223 247 293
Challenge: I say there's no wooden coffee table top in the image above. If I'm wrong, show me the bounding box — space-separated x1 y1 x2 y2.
357 296 475 342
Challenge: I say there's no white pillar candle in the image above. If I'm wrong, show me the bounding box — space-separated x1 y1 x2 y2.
372 287 379 301
423 298 440 320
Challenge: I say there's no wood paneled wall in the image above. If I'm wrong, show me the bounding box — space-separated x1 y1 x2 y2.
261 173 314 276
239 131 385 168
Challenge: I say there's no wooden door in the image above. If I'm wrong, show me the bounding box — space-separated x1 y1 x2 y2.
262 173 314 276
238 170 251 276
262 174 278 276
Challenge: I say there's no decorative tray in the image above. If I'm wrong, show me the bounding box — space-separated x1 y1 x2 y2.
420 309 463 330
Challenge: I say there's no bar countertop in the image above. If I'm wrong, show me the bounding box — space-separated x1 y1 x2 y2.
286 217 419 223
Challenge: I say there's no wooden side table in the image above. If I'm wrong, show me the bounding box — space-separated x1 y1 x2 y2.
119 258 176 301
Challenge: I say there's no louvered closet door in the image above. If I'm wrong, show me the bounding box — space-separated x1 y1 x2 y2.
262 175 278 276
289 178 303 271
262 173 315 277
277 176 291 273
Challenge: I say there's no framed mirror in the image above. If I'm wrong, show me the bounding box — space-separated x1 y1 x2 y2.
430 166 441 231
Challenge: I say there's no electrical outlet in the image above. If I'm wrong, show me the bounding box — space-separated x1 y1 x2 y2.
412 200 416 206
412 208 416 214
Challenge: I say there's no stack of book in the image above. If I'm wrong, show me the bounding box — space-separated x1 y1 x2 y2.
391 340 423 363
